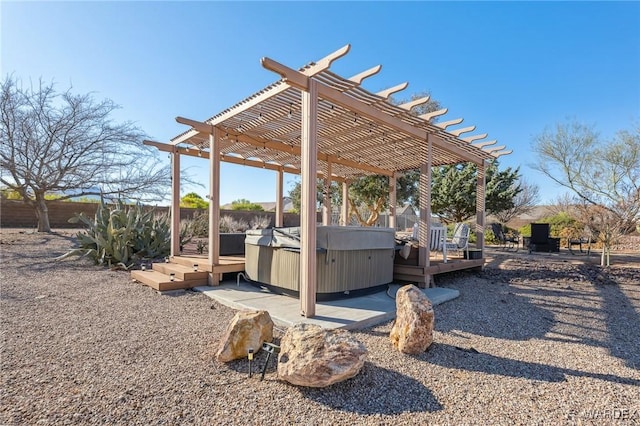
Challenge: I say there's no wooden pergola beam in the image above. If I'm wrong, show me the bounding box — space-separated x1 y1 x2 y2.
144 140 176 152
175 117 393 176
144 139 349 181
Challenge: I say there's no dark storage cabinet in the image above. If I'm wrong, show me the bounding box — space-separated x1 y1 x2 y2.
528 223 560 253
464 249 483 259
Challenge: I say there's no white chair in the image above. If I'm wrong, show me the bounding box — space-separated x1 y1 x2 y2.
412 223 451 262
429 225 447 261
443 223 470 261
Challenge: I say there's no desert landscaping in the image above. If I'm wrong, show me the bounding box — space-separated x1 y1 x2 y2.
1 228 638 425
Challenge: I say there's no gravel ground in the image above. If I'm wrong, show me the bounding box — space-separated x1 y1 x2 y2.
1 229 639 425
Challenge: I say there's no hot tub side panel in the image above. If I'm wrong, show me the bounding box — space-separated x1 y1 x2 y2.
244 244 274 285
244 244 394 294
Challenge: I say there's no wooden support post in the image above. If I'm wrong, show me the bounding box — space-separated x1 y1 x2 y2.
322 161 332 225
389 173 397 230
341 181 349 226
417 136 433 288
476 160 486 256
300 79 318 318
170 151 180 257
275 169 284 227
208 130 221 285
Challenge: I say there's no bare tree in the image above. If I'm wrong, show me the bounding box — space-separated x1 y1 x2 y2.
0 76 171 232
532 120 640 266
494 178 540 224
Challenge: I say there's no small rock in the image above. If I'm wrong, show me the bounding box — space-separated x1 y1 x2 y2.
390 284 435 354
277 323 367 388
216 310 274 362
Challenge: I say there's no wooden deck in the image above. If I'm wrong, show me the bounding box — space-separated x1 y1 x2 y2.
393 257 484 287
132 253 483 292
131 255 245 291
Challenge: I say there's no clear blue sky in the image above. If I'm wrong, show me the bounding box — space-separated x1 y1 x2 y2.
2 1 639 205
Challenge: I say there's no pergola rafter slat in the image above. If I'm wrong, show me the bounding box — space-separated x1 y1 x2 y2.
449 125 476 137
435 118 464 130
348 65 383 85
462 133 489 143
472 139 497 149
420 108 448 121
376 82 409 100
399 96 431 111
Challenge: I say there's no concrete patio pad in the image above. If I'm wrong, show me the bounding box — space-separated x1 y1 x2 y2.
195 280 459 330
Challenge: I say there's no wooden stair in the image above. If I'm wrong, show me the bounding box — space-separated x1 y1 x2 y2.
131 255 246 291
169 255 246 274
131 261 209 291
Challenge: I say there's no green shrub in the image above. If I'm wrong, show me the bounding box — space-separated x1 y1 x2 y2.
230 199 264 211
484 228 497 244
181 192 209 209
518 224 531 237
542 212 581 237
518 214 584 245
57 199 170 269
0 188 22 200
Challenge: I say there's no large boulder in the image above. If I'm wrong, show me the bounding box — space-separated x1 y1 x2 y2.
216 310 274 362
390 284 435 354
277 323 367 387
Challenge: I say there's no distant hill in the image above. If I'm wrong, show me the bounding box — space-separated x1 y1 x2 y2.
488 205 556 230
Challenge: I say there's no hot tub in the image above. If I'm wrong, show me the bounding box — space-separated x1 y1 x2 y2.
244 226 395 299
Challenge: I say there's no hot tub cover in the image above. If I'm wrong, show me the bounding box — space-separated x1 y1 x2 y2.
245 226 395 251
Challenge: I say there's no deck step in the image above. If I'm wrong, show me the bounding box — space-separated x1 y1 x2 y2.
168 256 246 273
169 256 212 271
131 269 207 291
152 263 209 280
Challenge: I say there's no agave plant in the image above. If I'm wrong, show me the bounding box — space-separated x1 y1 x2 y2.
57 199 171 269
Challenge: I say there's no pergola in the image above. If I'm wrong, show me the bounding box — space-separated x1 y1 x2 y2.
145 45 511 318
